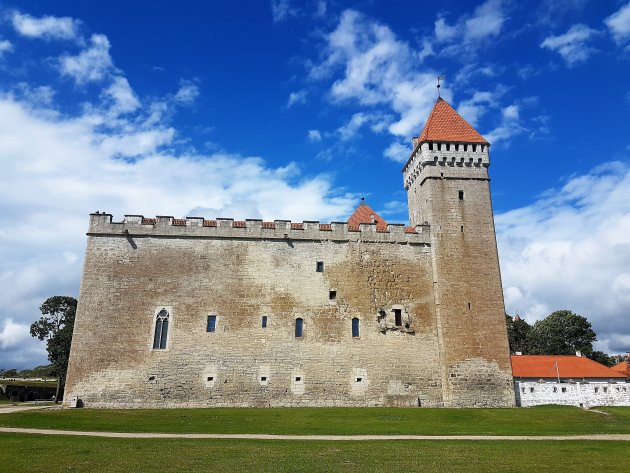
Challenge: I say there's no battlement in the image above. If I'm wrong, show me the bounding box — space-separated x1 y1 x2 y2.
403 141 490 190
87 213 430 244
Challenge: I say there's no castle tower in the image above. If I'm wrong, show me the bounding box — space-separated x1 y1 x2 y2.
402 97 515 406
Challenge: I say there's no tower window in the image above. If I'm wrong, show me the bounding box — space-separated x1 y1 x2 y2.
295 318 303 337
429 143 433 151
394 309 402 326
446 143 450 151
316 261 324 272
153 309 169 350
329 290 337 301
261 315 268 328
473 145 477 152
352 318 360 338
207 315 217 332
458 190 464 200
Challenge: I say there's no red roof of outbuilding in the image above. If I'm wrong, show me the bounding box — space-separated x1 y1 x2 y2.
611 360 630 377
511 355 626 379
418 97 488 145
347 203 388 231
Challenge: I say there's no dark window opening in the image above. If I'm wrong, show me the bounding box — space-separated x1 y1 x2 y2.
352 318 360 338
468 302 471 310
461 225 464 233
429 142 433 150
153 309 169 350
316 261 324 272
458 190 464 200
473 145 477 152
529 387 534 393
148 376 155 381
446 143 450 151
207 376 214 381
295 318 303 337
261 376 267 382
440 172 444 177
561 387 567 393
356 377 363 383
207 315 217 332
261 315 268 328
394 309 402 326
329 290 337 301
295 376 302 382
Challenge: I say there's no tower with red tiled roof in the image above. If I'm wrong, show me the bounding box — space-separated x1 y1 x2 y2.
402 97 514 407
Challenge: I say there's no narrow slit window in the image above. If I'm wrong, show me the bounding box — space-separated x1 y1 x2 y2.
352 318 360 338
329 290 337 301
207 315 217 332
428 142 433 151
458 190 464 200
316 261 324 272
152 309 169 350
295 318 303 337
261 315 268 328
468 302 471 310
461 225 464 233
394 309 402 326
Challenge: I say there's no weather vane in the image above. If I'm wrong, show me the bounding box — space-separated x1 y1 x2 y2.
437 74 445 97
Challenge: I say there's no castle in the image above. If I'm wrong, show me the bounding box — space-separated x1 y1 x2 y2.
64 97 515 408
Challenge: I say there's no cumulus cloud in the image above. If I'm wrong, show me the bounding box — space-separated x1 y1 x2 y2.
287 90 307 108
496 161 630 353
271 0 299 23
12 11 80 41
0 39 12 58
605 1 630 46
383 140 411 163
174 80 200 105
310 9 437 139
59 34 114 83
103 76 140 115
541 24 598 66
307 129 322 142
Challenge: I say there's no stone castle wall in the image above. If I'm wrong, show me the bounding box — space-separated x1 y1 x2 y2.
65 215 450 407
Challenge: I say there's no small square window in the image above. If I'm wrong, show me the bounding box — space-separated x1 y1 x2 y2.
529 387 534 393
207 376 213 382
561 387 567 393
316 261 324 272
261 315 268 328
295 377 301 382
261 376 267 382
356 377 362 383
329 290 337 301
207 315 217 332
594 387 599 393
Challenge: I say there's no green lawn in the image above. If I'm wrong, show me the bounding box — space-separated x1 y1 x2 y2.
1 406 629 435
0 434 626 473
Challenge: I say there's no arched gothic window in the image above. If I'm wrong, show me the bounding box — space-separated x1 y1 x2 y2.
153 309 169 349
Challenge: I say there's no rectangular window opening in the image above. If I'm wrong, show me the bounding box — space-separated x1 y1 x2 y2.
261 315 268 328
458 190 464 200
295 318 303 338
356 377 362 383
329 290 337 301
561 387 567 393
529 387 534 393
352 318 360 338
207 315 217 332
461 225 464 233
261 376 267 382
207 376 213 382
295 377 301 382
468 302 471 310
316 261 324 272
394 309 402 326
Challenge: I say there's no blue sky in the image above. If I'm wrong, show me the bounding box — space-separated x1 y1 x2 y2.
1 0 630 368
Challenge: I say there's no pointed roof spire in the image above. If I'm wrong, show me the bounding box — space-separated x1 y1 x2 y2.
418 98 488 145
347 201 387 231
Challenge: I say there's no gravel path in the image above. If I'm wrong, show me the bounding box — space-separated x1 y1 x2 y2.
1 427 629 441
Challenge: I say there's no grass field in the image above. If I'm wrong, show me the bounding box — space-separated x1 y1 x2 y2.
2 407 629 472
1 405 630 435
0 434 628 473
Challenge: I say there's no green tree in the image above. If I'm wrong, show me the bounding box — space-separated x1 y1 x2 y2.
589 350 615 367
505 314 531 354
527 310 596 356
30 296 77 403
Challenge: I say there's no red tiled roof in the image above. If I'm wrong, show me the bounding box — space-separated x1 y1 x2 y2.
233 220 246 228
404 227 416 234
291 223 304 230
142 218 157 225
418 97 488 145
511 355 626 379
262 221 276 229
611 360 630 377
347 203 388 231
172 218 186 226
319 224 332 231
203 220 217 227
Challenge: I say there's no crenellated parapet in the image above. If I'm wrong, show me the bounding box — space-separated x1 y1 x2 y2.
87 213 430 245
402 141 490 190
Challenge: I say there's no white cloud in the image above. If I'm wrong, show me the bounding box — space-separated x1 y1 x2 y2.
271 0 299 23
174 80 200 105
485 103 526 146
59 34 114 84
0 40 13 58
496 161 630 353
287 90 307 108
307 129 322 142
0 319 31 350
541 24 598 66
383 140 410 163
457 91 495 127
464 0 505 41
12 11 80 41
103 76 140 115
311 10 437 139
605 1 630 45
434 17 458 43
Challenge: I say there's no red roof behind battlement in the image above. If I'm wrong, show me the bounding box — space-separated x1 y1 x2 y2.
511 355 626 379
347 203 388 231
418 97 488 145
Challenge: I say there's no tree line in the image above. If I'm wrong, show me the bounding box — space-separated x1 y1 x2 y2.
506 309 627 367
